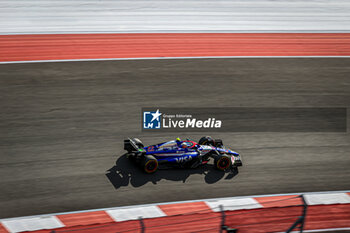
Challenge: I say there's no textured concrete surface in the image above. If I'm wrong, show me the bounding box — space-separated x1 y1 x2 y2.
0 58 349 218
1 0 350 34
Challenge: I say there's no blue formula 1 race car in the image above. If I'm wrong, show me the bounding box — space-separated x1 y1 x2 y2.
124 136 242 174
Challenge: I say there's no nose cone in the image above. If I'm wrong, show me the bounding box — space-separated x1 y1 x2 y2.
228 148 239 156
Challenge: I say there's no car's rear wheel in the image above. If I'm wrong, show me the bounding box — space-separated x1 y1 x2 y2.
214 154 231 171
142 155 158 173
198 136 215 146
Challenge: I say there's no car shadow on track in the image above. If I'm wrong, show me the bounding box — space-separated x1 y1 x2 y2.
106 154 238 189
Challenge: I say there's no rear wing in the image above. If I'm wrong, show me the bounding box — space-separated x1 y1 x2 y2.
124 138 144 153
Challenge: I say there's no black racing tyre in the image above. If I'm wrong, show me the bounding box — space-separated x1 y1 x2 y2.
132 138 144 148
198 136 215 146
214 154 231 171
142 155 158 174
214 139 223 148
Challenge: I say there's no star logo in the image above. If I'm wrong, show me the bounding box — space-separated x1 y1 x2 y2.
143 109 162 129
151 109 162 122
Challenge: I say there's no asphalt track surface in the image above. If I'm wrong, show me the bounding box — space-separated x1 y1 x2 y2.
0 58 349 218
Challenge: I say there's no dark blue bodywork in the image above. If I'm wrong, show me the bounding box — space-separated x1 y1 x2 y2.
143 139 240 165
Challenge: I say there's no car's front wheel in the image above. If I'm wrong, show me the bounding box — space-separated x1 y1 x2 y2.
214 154 231 171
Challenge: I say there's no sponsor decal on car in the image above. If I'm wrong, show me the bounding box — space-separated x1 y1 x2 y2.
175 155 192 163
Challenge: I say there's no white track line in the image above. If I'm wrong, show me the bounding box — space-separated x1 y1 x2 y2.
1 56 350 65
2 30 350 35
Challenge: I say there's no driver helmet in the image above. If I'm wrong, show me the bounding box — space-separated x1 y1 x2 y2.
181 142 189 148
